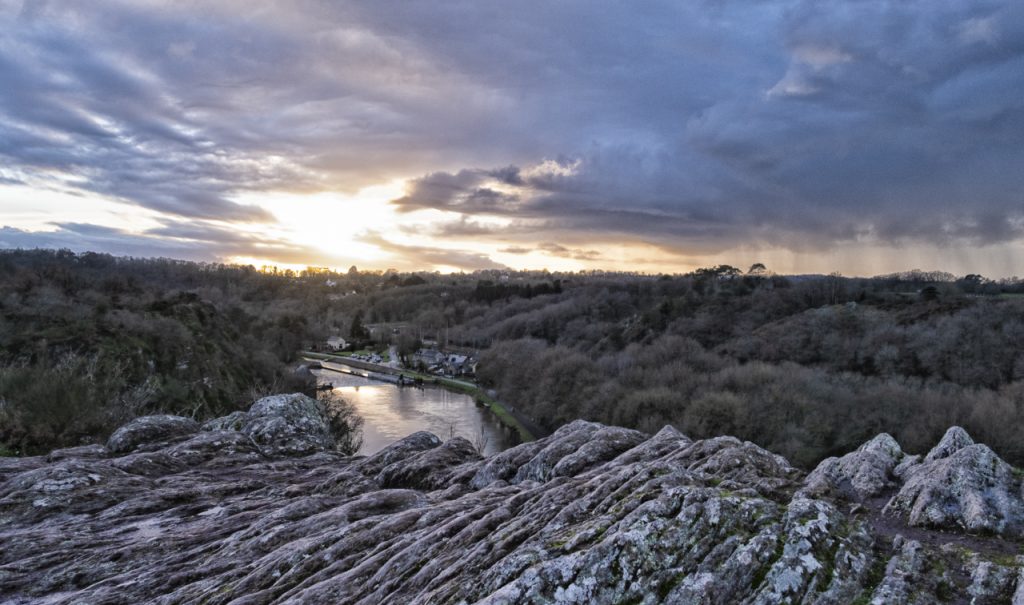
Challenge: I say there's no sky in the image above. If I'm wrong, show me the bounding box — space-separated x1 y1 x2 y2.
1 0 1023 276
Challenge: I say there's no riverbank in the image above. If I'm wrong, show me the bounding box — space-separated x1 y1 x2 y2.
301 351 539 443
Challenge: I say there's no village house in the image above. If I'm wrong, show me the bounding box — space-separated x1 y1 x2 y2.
413 348 446 370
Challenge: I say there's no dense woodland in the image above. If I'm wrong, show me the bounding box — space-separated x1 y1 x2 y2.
3 248 1024 468
0 250 336 454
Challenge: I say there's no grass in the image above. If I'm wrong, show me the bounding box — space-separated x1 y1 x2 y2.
302 350 537 442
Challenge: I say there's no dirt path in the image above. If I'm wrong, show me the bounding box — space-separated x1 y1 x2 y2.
861 491 1024 560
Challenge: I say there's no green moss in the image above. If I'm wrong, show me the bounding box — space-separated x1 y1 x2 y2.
935 579 955 601
850 553 888 605
751 538 785 589
984 552 1023 567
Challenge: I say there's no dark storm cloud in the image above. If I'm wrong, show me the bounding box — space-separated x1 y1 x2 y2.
2 0 1024 259
391 170 522 215
383 0 1024 250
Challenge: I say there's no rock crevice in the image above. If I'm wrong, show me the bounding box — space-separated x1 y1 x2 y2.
2 396 1023 604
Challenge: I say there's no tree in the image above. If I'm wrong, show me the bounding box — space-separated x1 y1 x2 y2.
318 391 364 455
958 274 986 294
395 332 422 363
748 263 767 276
349 310 369 340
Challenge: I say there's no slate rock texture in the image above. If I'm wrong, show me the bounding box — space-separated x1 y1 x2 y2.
106 414 199 453
1 399 1023 604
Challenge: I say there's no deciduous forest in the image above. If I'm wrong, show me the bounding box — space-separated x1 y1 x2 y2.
4 248 1024 468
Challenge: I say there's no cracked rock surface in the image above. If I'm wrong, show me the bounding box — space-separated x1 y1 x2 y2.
1 395 1023 604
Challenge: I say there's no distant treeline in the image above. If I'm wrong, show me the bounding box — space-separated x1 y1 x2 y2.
326 263 1024 467
4 250 1024 467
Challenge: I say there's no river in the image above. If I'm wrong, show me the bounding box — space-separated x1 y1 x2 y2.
313 369 516 456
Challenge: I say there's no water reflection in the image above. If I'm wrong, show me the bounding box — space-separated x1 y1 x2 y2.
314 370 514 456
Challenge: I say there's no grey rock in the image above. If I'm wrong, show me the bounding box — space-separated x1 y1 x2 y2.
671 435 802 496
800 433 904 501
469 437 548 489
1015 563 1024 605
2 412 1024 604
893 453 922 480
377 437 481 490
202 410 247 431
925 425 975 462
967 555 1020 604
549 426 647 478
868 539 933 604
106 414 200 453
0 454 46 484
512 419 604 483
356 431 443 474
610 425 691 465
884 439 1024 536
46 444 110 463
236 393 337 456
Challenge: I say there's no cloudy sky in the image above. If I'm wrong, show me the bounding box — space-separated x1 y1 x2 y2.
1 0 1022 275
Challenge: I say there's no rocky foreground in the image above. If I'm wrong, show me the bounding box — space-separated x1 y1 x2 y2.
2 394 1024 604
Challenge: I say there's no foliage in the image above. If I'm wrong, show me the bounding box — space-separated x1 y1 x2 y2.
6 248 1024 467
0 249 325 453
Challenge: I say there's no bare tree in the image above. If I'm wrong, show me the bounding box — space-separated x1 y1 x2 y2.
318 391 364 455
472 426 490 456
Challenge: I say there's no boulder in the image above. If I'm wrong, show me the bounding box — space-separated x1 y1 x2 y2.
236 393 337 456
377 437 482 490
512 419 603 483
884 435 1024 536
356 431 443 475
610 424 691 465
106 414 199 454
201 410 247 432
46 444 110 463
469 438 548 489
925 426 975 462
799 433 905 501
198 394 338 457
549 426 646 478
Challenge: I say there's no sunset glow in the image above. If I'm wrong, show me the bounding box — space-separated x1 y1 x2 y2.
1 1 1022 276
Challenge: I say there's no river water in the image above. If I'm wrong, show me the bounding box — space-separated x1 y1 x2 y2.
313 370 515 456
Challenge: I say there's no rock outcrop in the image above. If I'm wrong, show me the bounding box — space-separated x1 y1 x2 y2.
884 440 1024 537
799 433 904 501
106 414 200 453
1 396 1023 604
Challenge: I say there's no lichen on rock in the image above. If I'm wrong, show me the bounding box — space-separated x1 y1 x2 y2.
2 398 1024 604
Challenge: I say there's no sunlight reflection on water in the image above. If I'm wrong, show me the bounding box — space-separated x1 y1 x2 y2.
313 370 513 456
